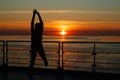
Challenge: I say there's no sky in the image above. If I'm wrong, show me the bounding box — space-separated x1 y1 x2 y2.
0 0 120 36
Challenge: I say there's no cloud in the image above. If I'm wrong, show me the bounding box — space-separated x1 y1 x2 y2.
0 11 31 14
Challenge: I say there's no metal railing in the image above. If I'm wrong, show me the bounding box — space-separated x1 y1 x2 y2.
0 40 120 73
5 40 60 69
62 41 120 73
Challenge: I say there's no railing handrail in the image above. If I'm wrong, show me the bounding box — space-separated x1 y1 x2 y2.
1 40 120 44
62 41 120 43
5 40 60 43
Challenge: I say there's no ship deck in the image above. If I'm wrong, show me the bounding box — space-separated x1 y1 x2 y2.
0 66 120 80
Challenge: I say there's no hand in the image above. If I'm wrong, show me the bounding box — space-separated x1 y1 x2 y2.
33 9 37 14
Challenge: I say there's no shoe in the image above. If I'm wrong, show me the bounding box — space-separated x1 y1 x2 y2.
45 62 48 66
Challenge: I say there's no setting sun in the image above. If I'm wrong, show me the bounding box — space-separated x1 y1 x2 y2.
60 30 66 36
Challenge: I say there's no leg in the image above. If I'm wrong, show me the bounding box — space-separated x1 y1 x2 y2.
38 44 48 66
29 50 37 68
39 51 48 66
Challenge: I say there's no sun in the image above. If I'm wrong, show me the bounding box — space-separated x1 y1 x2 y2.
60 30 66 36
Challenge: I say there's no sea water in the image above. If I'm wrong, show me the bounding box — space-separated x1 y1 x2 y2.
0 35 120 73
0 35 120 42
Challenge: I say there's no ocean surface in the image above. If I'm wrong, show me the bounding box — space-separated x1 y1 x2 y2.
0 35 120 73
0 35 120 42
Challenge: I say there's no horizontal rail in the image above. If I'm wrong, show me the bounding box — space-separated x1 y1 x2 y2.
62 41 120 44
6 40 120 44
6 40 60 43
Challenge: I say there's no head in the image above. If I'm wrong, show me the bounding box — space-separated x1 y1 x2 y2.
35 23 43 31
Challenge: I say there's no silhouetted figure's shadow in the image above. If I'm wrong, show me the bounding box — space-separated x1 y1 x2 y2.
29 9 48 69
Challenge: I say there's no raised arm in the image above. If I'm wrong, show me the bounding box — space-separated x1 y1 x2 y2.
31 9 37 31
37 12 43 25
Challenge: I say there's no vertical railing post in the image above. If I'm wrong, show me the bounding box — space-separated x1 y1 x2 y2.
92 42 96 72
56 41 64 80
5 41 8 66
61 42 64 70
2 40 5 65
57 42 61 69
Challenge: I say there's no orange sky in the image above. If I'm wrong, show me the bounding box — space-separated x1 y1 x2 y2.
0 20 120 36
0 10 120 36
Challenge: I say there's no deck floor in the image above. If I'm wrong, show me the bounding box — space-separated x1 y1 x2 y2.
0 66 120 80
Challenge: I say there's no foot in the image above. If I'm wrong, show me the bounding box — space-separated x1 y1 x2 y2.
45 62 48 66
